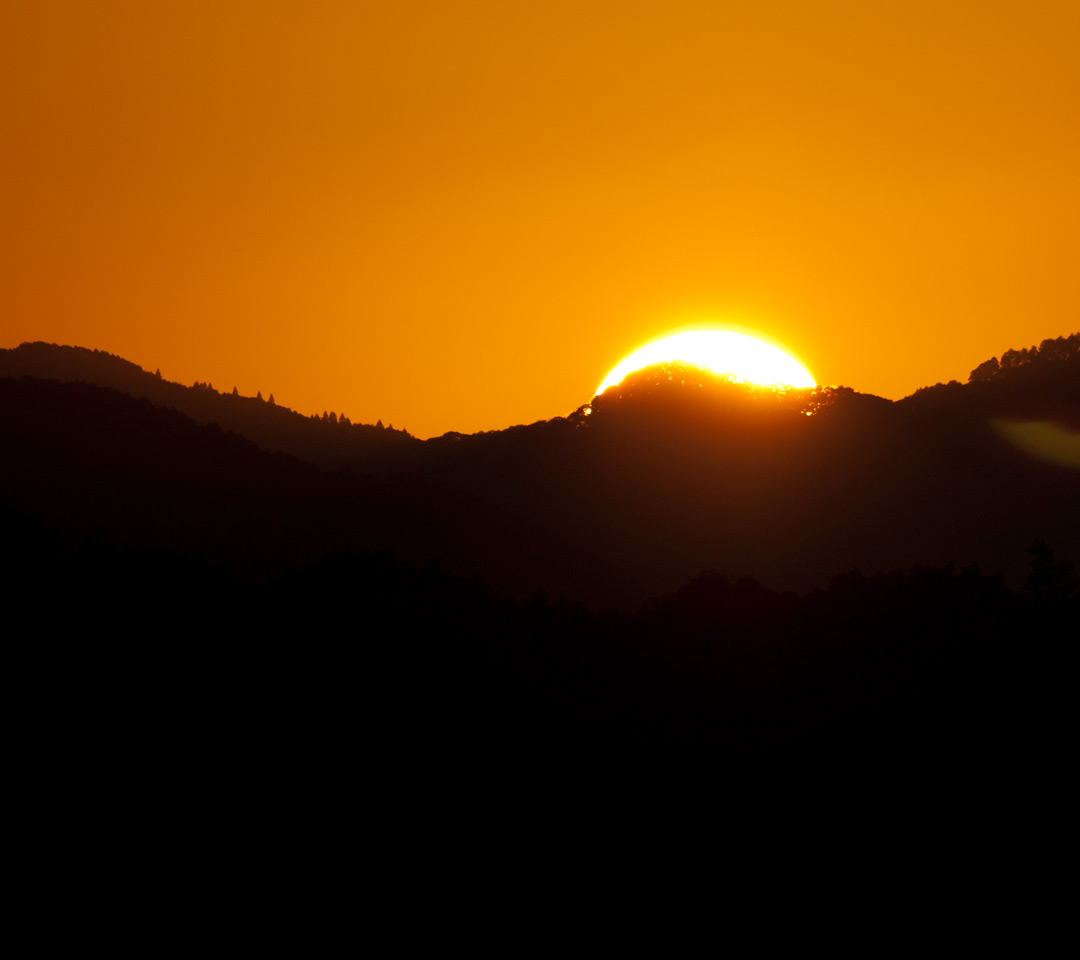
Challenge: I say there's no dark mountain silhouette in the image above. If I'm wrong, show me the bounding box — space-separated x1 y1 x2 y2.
10 493 1070 788
364 334 1080 596
0 377 622 603
3 334 1077 599
0 341 418 470
4 335 1076 821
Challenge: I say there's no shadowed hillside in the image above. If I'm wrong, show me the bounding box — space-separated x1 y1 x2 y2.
0 341 418 469
367 335 1079 595
0 377 622 603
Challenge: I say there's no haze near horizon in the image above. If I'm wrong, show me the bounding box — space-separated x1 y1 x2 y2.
3 1 1078 437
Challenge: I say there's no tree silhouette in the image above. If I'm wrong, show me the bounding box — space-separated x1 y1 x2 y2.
969 357 999 382
1026 540 1078 602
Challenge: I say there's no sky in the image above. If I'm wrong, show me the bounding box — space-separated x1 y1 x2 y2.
3 1 1078 437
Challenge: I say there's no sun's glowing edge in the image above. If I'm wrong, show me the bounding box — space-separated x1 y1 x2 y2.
596 330 816 396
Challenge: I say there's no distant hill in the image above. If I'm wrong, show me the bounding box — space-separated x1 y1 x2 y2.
0 341 417 469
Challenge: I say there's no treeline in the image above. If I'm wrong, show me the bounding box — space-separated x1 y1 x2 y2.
0 342 417 469
581 361 886 424
968 332 1080 383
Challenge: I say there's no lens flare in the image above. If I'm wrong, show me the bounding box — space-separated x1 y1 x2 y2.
991 418 1080 470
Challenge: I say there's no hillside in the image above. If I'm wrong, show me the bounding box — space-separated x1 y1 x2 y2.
0 376 621 603
0 341 417 469
370 335 1080 595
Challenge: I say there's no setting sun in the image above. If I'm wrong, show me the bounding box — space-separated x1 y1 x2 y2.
596 330 817 397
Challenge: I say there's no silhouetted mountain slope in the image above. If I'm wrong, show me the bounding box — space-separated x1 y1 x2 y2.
360 347 1079 595
0 377 621 602
0 341 417 469
7 343 1076 809
3 334 1077 600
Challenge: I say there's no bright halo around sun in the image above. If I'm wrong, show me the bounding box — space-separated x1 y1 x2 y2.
596 330 816 396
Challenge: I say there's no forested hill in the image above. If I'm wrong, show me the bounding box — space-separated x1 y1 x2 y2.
0 341 418 469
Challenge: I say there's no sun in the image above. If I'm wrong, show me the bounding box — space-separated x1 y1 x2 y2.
596 330 816 396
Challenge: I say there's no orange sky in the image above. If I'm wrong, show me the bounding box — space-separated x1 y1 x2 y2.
3 1 1078 437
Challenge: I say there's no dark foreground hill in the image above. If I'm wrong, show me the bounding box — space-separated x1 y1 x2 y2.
8 493 1074 836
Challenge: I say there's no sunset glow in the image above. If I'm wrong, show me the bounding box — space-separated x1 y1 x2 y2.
2 2 1078 436
596 331 816 396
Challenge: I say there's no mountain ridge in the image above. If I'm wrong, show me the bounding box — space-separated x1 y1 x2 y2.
0 375 626 604
2 334 1077 601
0 341 418 471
